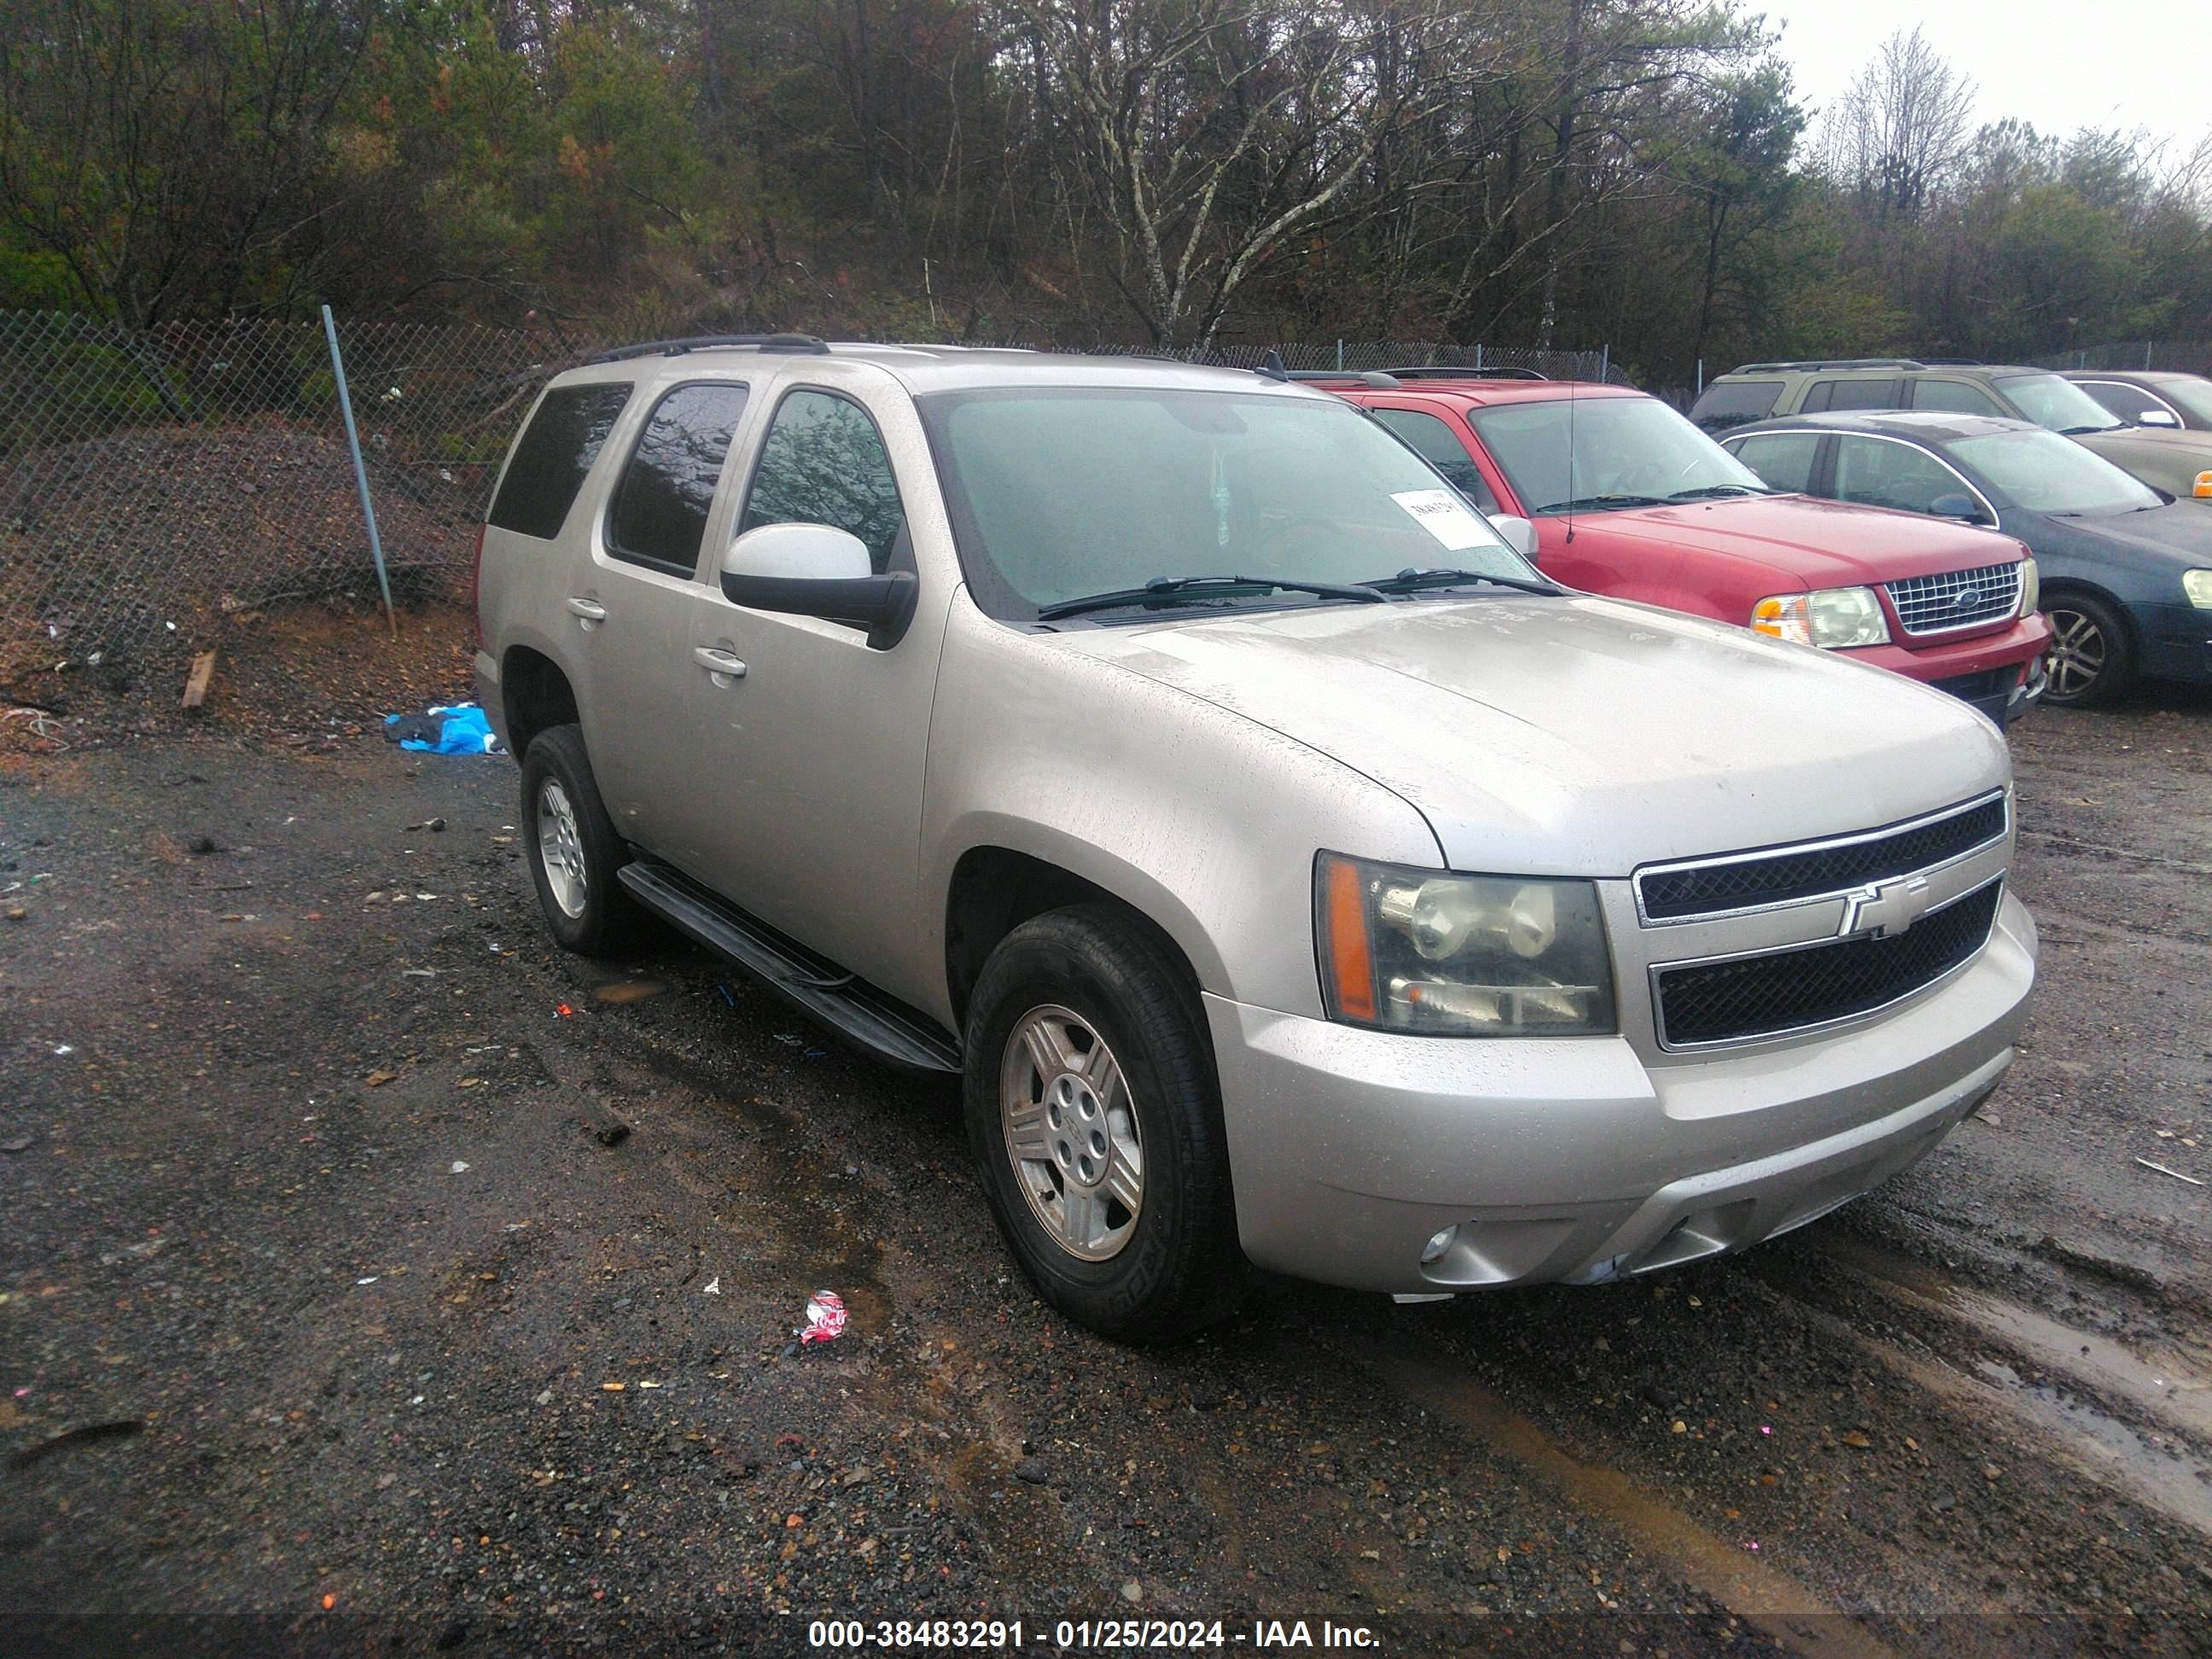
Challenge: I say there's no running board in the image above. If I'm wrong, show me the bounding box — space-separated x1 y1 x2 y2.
617 860 962 1074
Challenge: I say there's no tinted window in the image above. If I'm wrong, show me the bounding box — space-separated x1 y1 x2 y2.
740 391 905 573
1806 378 1903 413
605 382 752 574
1369 408 1499 509
1730 433 1820 493
1912 379 2004 416
488 383 633 540
1832 436 1966 515
2074 380 2174 425
1688 379 1784 431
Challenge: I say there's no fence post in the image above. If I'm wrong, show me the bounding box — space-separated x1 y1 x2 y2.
1696 358 1704 394
1600 342 1610 382
320 305 398 638
1336 340 1343 370
2145 341 2154 370
1474 343 1483 372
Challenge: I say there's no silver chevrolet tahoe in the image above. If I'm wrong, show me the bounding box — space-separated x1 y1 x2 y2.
473 336 2037 1342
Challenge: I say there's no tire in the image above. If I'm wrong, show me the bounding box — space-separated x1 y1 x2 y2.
2040 593 2135 708
963 905 1244 1342
520 724 639 956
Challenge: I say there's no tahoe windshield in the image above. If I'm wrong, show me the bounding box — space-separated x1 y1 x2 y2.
1466 396 1768 515
1950 428 2163 516
917 387 1541 619
1994 373 2122 434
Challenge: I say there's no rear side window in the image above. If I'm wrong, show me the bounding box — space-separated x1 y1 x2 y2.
1804 378 1903 413
1912 379 2004 416
1688 379 1783 431
740 390 906 573
488 383 634 540
606 382 753 575
1369 407 1499 510
1729 432 1820 493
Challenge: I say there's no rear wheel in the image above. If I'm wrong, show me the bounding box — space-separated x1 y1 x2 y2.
2040 593 2134 707
520 724 639 955
963 906 1243 1342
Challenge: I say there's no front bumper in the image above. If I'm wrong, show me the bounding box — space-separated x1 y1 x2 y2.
1845 614 2051 723
1207 892 2035 1295
2134 600 2212 684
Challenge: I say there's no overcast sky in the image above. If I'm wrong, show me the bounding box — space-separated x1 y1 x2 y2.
1754 1 2209 158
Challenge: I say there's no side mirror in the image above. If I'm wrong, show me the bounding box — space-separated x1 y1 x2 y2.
1485 513 1539 560
2139 409 2181 428
720 521 917 649
1928 492 1989 525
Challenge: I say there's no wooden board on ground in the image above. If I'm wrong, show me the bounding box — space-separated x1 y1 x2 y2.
181 650 218 709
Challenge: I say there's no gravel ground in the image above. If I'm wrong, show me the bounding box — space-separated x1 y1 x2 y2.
1 623 2207 1657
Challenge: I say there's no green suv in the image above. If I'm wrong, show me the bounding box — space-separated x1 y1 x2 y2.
1691 358 2212 503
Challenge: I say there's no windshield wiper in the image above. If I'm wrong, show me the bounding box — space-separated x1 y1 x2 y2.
1534 493 1666 514
1357 566 1562 597
1034 573 1387 621
2058 424 2117 436
1664 484 1771 501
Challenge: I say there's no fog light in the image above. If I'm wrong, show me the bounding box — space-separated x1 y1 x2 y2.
1420 1225 1459 1265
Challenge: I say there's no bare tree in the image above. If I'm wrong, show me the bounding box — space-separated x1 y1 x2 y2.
1007 0 1458 348
1816 26 1975 221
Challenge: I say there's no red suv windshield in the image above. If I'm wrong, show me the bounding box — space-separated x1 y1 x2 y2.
1468 396 1770 514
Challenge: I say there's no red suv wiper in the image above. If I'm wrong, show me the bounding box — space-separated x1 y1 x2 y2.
1664 485 1771 501
1534 493 1665 514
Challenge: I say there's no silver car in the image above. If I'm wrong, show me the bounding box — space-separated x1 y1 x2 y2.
473 339 2036 1341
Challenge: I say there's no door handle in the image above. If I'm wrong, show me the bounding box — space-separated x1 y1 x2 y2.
693 646 748 680
565 597 608 621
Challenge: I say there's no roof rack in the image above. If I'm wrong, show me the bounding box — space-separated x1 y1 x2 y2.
1728 358 1926 375
1916 356 1985 366
1382 364 1549 381
587 333 831 364
1283 369 1402 387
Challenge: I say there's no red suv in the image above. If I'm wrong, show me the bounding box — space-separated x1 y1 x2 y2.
1321 371 2052 725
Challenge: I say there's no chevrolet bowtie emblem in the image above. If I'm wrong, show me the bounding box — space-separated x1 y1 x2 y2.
1838 874 1934 939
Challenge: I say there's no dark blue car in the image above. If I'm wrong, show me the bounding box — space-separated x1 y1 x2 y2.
1720 411 2212 707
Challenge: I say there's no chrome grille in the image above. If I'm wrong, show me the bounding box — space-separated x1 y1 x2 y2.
1635 793 2007 923
1883 561 2022 636
1653 881 2003 1048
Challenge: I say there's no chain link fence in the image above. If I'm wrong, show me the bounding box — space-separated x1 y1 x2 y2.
2027 341 2212 375
0 313 1625 673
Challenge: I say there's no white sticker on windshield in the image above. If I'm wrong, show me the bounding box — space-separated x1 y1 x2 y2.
1391 488 1493 552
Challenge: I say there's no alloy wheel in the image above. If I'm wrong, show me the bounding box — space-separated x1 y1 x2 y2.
999 1004 1144 1261
536 777 588 918
2044 608 2106 701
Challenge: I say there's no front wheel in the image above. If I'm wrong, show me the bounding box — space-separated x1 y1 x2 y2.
963 906 1243 1342
2040 593 2135 707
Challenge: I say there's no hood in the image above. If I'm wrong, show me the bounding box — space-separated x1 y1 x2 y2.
2073 427 2212 498
1056 595 2010 876
1565 493 2021 587
2040 500 2212 566
2073 425 2212 463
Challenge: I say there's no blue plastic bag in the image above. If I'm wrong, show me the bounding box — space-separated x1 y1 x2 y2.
384 703 504 755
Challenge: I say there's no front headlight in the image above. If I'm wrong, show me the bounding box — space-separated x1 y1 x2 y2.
2184 568 2212 609
1315 853 1615 1036
1751 586 1890 648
